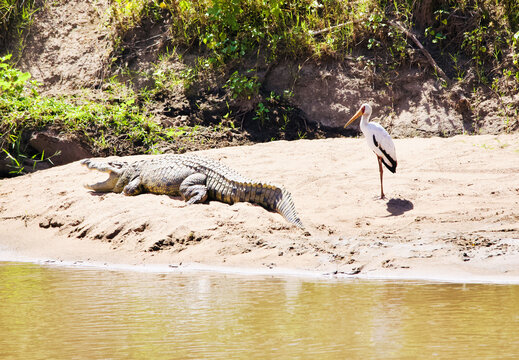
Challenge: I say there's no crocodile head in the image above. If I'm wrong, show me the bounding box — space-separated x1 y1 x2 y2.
81 159 129 193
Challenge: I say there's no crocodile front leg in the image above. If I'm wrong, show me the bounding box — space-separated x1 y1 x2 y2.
179 173 208 204
123 176 143 196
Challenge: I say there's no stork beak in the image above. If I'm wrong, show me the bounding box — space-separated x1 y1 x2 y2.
344 108 364 128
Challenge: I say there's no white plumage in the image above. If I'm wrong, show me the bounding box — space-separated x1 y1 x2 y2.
344 103 397 199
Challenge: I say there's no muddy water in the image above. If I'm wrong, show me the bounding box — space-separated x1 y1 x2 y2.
1 262 519 359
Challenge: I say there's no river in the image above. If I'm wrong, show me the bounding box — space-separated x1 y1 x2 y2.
1 261 518 359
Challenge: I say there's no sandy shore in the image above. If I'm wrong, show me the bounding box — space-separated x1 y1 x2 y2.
1 134 518 283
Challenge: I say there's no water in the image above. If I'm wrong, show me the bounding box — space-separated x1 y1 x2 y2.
1 262 519 359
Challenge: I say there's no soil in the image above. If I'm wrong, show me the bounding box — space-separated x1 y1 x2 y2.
1 134 518 282
17 0 111 95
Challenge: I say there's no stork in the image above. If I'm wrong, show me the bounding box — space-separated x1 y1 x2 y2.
344 103 397 199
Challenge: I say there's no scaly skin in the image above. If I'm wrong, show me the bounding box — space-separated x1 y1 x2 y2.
81 154 304 229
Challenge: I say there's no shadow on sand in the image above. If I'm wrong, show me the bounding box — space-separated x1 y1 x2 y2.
385 198 414 216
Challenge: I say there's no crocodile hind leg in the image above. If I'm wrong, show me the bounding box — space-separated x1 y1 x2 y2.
179 173 208 204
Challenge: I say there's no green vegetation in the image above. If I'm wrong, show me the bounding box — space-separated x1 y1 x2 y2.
105 0 519 138
108 0 519 83
0 55 168 174
109 0 383 63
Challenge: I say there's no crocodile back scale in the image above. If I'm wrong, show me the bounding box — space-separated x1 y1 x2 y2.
81 154 304 229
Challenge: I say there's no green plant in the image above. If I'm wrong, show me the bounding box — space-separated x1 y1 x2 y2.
224 70 260 100
425 27 446 45
253 102 270 126
0 54 33 96
512 30 519 66
109 0 388 68
0 129 60 174
166 126 186 139
279 113 290 132
109 0 162 35
1 130 24 174
449 53 465 81
463 26 487 66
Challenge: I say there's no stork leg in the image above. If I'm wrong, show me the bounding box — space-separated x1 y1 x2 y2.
377 156 385 199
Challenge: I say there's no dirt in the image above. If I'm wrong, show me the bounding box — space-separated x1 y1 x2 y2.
1 134 518 282
17 0 111 95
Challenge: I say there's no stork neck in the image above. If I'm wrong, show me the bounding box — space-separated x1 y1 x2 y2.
359 113 370 131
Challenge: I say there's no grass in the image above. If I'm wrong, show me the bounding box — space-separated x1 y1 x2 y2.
0 0 36 53
109 0 386 63
109 1 519 88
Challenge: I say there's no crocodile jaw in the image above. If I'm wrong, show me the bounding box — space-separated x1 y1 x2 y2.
81 159 126 192
84 171 120 192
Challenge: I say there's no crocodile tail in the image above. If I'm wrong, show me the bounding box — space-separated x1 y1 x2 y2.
234 181 304 229
273 187 304 229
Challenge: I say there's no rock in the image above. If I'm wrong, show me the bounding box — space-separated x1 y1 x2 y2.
29 131 92 166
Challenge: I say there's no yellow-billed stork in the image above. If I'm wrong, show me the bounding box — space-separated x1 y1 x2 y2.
344 103 397 199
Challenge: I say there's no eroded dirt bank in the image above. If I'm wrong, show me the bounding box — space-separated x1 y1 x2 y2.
1 135 518 282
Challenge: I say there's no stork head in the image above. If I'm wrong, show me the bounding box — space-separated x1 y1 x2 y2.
344 103 372 128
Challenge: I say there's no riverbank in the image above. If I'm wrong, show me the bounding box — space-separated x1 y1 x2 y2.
1 134 519 283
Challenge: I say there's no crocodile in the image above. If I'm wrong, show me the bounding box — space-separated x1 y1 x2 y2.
81 154 304 228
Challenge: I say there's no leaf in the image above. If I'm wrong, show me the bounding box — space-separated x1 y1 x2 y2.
17 72 31 83
2 148 20 167
178 0 190 12
0 54 12 62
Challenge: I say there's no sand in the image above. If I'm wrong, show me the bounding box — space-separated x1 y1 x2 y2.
1 134 518 283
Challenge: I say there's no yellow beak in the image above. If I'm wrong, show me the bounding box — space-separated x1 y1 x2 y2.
344 108 363 128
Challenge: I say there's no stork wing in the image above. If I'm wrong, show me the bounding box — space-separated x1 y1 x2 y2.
367 122 397 173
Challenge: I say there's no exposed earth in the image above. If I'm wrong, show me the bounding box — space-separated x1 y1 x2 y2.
1 134 518 282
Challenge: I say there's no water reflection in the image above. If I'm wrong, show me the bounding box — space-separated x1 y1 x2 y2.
1 262 519 359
